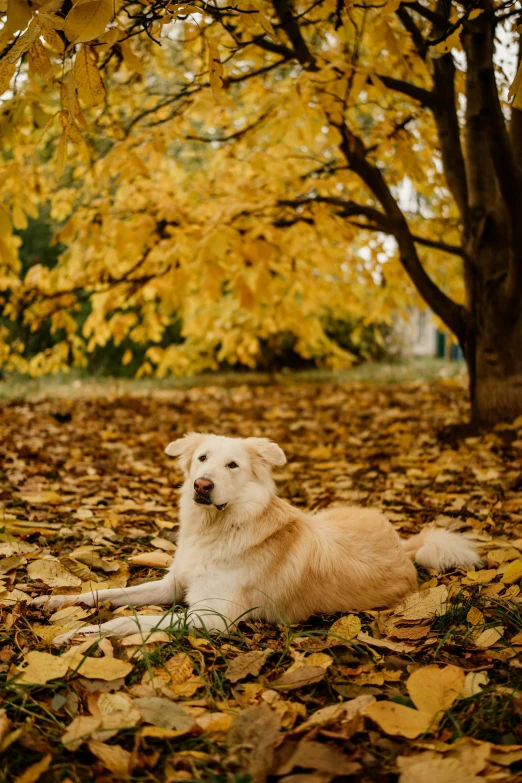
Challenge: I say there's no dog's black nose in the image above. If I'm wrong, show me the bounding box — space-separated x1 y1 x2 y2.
194 478 214 494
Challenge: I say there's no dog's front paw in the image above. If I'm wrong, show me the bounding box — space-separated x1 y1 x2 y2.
32 594 80 611
52 629 79 645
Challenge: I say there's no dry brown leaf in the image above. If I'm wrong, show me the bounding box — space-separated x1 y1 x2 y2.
276 740 360 776
365 701 433 739
474 626 504 648
134 697 194 731
16 651 69 685
13 754 52 783
61 716 102 751
65 651 133 680
357 631 415 653
227 705 280 783
20 491 62 505
27 559 81 588
398 755 483 783
87 740 131 778
226 649 270 683
127 551 173 568
293 694 375 733
466 607 484 626
195 711 233 735
393 585 449 621
502 559 522 584
273 666 327 690
328 614 361 644
150 536 177 551
407 665 465 720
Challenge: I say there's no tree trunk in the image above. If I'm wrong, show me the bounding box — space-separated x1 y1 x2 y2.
469 308 522 426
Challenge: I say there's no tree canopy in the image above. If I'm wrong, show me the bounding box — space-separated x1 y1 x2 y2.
0 0 520 378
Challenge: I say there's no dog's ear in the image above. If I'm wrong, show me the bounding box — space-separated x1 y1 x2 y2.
165 432 205 474
245 437 286 468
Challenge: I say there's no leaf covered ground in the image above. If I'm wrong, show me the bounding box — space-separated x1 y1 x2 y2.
1 378 522 783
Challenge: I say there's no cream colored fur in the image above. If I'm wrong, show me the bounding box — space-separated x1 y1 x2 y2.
33 433 481 645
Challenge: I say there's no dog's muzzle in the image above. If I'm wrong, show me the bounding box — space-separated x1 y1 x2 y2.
193 478 227 510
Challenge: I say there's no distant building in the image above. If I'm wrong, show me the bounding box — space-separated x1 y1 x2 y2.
395 308 463 360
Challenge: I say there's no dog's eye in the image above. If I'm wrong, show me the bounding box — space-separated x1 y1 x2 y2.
198 455 207 462
227 461 239 469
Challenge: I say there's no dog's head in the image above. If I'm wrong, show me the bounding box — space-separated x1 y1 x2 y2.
165 433 286 511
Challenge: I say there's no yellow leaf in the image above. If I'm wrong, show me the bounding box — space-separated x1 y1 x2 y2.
393 585 449 621
0 60 16 95
6 18 42 63
398 755 484 783
366 701 433 739
329 614 361 643
501 559 522 584
6 0 32 33
27 39 54 82
87 740 131 777
434 28 461 55
208 41 223 102
61 715 102 750
16 651 69 685
14 754 52 783
65 652 133 680
127 550 173 568
406 665 464 721
55 130 68 180
120 40 143 74
64 0 115 44
474 626 504 649
466 606 484 625
468 9 484 19
21 490 63 505
28 558 81 587
74 44 105 106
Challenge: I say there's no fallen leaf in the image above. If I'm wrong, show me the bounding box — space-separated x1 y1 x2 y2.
134 697 194 731
328 614 361 643
14 753 53 783
407 665 464 721
474 626 504 649
27 559 81 588
20 491 63 505
277 740 360 776
87 740 131 778
227 705 280 783
273 666 327 690
466 607 484 626
393 585 449 621
150 536 176 551
62 716 102 750
65 652 133 680
0 554 27 574
294 694 375 733
127 551 173 568
502 559 522 584
16 651 69 685
398 755 483 783
365 701 433 739
357 631 415 653
226 649 270 683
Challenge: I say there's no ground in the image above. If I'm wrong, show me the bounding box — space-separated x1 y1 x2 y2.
1 372 522 783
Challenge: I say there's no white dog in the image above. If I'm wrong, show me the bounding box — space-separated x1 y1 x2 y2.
33 433 480 644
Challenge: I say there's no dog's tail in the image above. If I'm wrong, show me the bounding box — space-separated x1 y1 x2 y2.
401 527 481 571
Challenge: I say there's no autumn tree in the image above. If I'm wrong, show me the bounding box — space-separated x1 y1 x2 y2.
1 0 521 423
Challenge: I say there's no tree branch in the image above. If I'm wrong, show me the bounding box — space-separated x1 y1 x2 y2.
377 74 435 107
270 0 319 70
332 120 465 339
